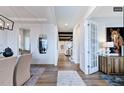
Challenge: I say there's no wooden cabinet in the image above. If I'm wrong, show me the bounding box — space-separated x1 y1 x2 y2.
99 56 124 75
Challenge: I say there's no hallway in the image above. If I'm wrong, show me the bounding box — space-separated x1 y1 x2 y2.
35 54 108 86
58 54 79 71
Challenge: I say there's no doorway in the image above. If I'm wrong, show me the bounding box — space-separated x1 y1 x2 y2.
58 32 73 63
18 28 31 55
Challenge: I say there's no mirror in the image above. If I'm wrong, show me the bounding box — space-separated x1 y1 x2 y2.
39 34 48 54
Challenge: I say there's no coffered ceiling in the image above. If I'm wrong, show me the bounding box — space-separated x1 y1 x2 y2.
0 6 90 31
0 6 56 24
0 6 122 33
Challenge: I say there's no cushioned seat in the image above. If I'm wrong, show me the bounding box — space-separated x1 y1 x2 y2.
14 54 32 86
0 57 17 86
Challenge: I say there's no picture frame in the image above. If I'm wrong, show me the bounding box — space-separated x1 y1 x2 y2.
106 27 124 55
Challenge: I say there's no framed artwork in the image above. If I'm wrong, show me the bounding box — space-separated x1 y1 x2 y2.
106 27 124 55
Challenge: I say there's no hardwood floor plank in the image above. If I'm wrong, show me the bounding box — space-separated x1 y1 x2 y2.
35 53 108 86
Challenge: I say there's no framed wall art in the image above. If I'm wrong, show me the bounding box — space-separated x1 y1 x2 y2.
106 27 124 55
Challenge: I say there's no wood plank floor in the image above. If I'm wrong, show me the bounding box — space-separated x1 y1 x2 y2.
36 54 108 86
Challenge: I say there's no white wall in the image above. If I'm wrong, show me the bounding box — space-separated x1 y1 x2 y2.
72 24 81 64
66 19 89 74
1 23 58 65
76 20 90 74
54 26 59 66
72 20 90 74
6 25 20 56
0 30 7 52
29 24 58 64
0 28 18 56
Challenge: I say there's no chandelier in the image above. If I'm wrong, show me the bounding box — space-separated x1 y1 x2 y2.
0 15 14 31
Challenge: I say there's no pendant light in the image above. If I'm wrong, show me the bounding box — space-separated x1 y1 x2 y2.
0 15 14 31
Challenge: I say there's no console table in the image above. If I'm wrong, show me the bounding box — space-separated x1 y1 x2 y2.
99 56 124 75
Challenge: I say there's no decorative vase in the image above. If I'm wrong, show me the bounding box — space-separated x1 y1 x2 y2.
3 47 13 57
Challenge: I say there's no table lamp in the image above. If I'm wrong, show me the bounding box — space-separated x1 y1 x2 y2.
105 42 114 55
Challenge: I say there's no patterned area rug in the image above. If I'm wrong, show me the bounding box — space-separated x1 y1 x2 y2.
57 71 86 86
101 75 124 86
24 66 45 86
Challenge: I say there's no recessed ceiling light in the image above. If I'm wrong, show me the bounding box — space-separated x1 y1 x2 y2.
65 23 68 26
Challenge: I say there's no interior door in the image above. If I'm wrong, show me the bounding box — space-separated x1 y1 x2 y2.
88 21 98 74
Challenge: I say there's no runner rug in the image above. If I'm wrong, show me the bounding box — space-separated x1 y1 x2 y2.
57 71 86 86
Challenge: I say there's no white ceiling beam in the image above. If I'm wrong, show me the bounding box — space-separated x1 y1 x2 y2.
48 6 57 25
83 6 96 20
10 18 48 22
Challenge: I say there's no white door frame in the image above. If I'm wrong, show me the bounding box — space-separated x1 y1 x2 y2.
88 21 99 74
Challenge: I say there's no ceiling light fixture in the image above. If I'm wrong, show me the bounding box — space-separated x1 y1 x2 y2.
0 15 14 31
65 23 68 26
